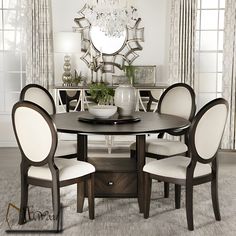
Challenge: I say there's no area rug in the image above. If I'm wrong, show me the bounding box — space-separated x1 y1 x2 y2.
0 159 236 236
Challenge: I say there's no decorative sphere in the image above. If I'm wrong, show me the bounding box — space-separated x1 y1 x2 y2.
64 55 71 62
63 63 71 71
62 73 72 85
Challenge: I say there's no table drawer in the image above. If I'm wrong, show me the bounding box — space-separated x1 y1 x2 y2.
94 172 137 197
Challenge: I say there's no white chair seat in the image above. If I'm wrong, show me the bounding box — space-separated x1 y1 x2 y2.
28 158 95 181
130 138 188 156
143 156 211 179
55 140 77 157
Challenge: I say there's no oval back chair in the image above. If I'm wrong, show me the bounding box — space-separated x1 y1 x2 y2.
143 98 228 231
20 84 56 115
12 101 95 231
130 83 196 198
20 84 77 159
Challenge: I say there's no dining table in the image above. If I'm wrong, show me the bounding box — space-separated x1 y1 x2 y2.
52 111 190 213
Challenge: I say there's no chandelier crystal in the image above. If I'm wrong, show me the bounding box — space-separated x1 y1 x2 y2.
84 0 138 38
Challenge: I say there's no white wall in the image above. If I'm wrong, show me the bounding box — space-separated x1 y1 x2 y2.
52 0 171 84
134 0 171 81
0 115 16 147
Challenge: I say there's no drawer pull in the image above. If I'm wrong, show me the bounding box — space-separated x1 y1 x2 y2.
107 181 114 186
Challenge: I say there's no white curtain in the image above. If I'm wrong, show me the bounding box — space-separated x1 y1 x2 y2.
167 0 197 143
25 0 54 89
168 0 197 87
221 0 236 149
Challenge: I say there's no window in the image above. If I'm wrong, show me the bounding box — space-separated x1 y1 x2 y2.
0 0 26 114
195 0 225 108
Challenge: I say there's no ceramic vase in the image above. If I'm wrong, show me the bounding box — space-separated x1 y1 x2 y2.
114 84 137 116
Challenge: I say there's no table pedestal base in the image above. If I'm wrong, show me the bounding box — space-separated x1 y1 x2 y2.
88 157 137 198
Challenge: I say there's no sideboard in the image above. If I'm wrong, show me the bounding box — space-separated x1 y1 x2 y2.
52 83 169 113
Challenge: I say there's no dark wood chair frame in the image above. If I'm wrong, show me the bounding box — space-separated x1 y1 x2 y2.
131 83 196 204
20 83 78 159
12 101 95 232
146 91 159 112
143 98 228 230
157 83 196 136
65 91 81 112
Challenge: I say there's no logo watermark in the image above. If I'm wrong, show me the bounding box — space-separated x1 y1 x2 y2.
5 203 63 233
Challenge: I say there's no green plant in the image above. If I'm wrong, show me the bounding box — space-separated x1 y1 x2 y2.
124 65 135 85
72 70 81 85
88 83 115 105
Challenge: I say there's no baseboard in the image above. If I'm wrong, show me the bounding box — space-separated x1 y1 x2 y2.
220 148 236 153
218 150 236 164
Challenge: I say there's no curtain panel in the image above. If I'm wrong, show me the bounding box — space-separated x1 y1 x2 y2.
221 0 236 149
167 0 197 142
168 0 197 87
25 0 54 89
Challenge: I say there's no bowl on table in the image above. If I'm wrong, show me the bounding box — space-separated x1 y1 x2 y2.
88 105 117 119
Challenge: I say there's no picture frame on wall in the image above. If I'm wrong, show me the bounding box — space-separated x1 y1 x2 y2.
132 65 156 86
112 65 157 86
112 75 129 85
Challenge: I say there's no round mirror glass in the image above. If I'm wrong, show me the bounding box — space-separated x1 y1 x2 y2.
90 26 126 55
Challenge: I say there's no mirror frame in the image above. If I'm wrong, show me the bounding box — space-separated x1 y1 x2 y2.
74 4 144 73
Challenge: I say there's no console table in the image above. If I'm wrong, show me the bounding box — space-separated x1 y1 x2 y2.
52 84 169 113
52 111 190 213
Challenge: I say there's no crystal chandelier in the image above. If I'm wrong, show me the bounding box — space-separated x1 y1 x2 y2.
84 0 138 38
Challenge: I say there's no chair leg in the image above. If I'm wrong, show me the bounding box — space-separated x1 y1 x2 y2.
77 182 85 213
164 182 169 198
175 184 181 209
144 172 152 219
186 183 194 231
130 150 136 159
211 174 221 221
87 174 95 220
51 183 60 232
18 176 28 225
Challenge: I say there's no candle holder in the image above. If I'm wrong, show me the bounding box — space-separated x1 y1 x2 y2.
90 61 95 83
99 61 104 83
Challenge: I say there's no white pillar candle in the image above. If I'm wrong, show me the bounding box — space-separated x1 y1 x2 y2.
90 44 93 62
100 47 103 62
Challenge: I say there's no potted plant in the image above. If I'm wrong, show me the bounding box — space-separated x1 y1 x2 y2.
124 65 135 85
72 70 82 86
88 82 115 105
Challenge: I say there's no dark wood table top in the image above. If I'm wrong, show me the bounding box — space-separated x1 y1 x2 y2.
52 111 190 135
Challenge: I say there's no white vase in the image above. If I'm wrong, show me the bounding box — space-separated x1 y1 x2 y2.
114 84 137 116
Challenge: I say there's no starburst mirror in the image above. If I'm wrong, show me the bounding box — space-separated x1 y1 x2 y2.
74 3 144 73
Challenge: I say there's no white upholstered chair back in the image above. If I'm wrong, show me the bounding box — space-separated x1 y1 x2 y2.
191 98 228 161
159 84 195 121
13 102 55 163
20 84 55 115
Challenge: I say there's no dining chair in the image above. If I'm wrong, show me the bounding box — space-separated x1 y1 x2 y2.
12 101 95 231
143 98 228 230
130 83 196 202
146 90 162 112
20 84 77 159
65 90 81 112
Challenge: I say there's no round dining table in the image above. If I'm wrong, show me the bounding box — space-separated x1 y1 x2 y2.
52 111 190 213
